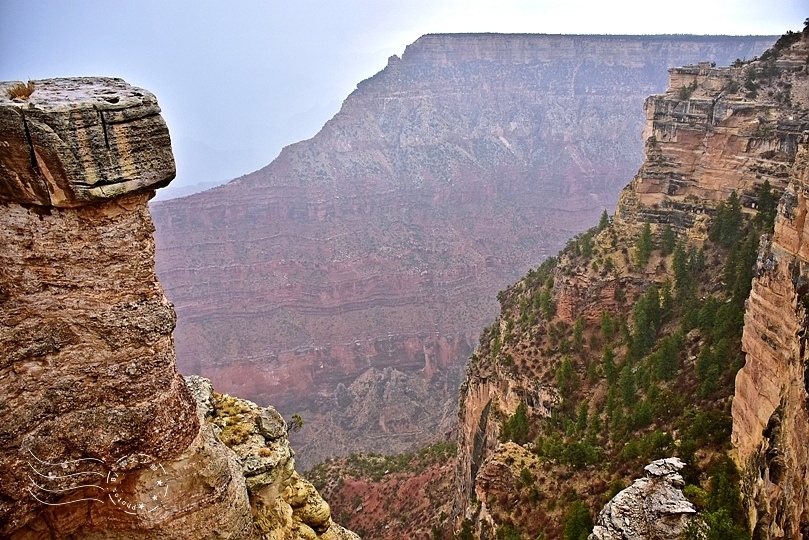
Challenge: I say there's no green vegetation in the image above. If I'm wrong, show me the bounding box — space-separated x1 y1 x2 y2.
634 222 653 267
743 67 758 98
307 441 457 487
500 401 530 444
678 80 698 100
562 500 593 540
485 183 780 538
496 522 522 540
709 191 743 249
598 210 610 231
684 458 749 539
288 413 304 433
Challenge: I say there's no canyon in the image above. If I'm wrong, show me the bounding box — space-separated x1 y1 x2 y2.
447 27 809 539
0 78 356 539
4 27 809 540
151 34 774 468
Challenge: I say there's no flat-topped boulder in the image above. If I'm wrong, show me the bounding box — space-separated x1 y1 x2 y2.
0 77 175 207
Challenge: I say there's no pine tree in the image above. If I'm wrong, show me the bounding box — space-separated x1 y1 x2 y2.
754 180 777 231
556 356 580 404
710 191 743 248
602 346 618 385
598 210 610 231
635 223 654 266
562 500 593 540
660 224 676 255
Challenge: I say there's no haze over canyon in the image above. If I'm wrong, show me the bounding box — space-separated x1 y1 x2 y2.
152 34 774 468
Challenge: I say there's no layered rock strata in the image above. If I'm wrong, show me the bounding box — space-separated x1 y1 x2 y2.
731 33 809 539
589 458 696 540
0 78 356 540
151 34 774 468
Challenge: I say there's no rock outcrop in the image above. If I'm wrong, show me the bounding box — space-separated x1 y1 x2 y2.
151 34 774 468
0 78 356 540
186 376 360 540
589 458 696 540
730 32 809 539
0 78 175 207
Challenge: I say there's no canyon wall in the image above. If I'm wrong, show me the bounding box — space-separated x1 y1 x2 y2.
0 78 356 540
151 34 774 468
452 30 809 538
731 33 809 539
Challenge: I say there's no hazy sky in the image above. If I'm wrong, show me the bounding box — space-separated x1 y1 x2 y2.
0 1 804 190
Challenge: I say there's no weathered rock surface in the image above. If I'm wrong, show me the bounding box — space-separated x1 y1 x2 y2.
0 78 175 207
151 34 774 468
188 376 360 540
731 32 809 539
589 458 696 540
0 78 356 539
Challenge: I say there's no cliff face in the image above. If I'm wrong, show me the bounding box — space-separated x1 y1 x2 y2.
730 34 809 539
151 34 774 468
452 31 809 539
0 78 356 540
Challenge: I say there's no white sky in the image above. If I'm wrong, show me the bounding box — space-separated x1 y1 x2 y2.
0 1 804 188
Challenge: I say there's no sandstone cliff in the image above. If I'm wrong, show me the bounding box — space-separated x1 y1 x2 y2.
151 34 774 468
452 29 808 539
0 78 356 540
730 31 809 539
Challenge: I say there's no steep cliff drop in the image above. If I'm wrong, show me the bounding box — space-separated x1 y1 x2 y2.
730 32 809 539
151 34 774 469
451 28 809 539
0 78 357 540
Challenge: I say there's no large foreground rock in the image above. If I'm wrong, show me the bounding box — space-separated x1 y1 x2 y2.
0 77 175 207
0 77 356 540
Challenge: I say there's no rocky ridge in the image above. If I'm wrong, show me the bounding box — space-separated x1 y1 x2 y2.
451 28 809 539
151 34 774 468
0 78 356 540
